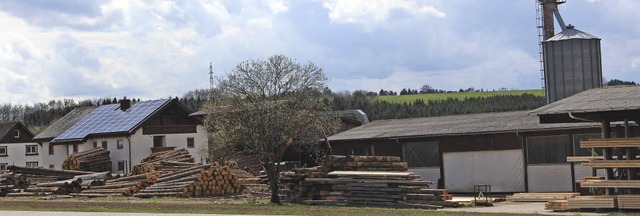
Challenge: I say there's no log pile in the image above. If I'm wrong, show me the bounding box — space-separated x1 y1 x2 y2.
8 165 95 180
62 147 112 172
281 155 446 209
73 172 159 197
0 172 30 197
135 161 243 198
130 149 195 175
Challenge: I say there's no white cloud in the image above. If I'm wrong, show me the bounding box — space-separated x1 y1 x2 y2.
268 0 289 14
322 0 445 30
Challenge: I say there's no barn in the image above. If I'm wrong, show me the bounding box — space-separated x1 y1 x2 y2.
327 101 639 193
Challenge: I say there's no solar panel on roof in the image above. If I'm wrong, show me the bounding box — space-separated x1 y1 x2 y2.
53 99 169 142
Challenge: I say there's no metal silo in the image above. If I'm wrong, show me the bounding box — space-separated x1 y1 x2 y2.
542 25 603 103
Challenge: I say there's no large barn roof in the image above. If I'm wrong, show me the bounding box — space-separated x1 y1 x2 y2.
328 110 599 141
533 86 640 123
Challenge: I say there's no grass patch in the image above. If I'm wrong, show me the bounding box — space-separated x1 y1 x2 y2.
0 198 529 216
378 89 544 104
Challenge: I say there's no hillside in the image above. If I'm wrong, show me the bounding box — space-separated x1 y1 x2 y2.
377 89 544 104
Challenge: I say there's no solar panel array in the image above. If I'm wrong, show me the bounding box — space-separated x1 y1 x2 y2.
53 99 170 142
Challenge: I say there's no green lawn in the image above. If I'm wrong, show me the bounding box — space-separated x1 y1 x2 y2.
378 89 544 104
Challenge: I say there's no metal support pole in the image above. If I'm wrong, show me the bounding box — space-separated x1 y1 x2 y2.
602 118 613 194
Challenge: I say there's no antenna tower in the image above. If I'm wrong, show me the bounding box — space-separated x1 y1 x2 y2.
209 62 214 90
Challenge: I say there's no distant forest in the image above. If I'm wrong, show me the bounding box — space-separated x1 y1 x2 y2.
1 79 636 133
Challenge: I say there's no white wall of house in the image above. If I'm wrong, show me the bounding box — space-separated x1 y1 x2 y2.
0 142 42 169
42 142 70 169
129 125 208 166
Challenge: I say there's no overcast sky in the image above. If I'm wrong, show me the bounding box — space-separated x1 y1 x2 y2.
1 0 639 104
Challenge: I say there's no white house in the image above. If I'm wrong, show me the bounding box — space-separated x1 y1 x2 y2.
34 98 208 174
0 122 41 170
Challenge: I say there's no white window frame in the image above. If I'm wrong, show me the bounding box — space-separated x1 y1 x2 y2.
26 161 38 168
0 163 7 170
13 130 19 139
0 146 7 156
26 145 38 155
117 140 124 149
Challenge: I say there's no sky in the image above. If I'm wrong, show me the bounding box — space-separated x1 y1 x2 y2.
1 0 639 104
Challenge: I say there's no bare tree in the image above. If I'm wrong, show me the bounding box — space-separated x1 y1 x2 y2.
204 55 338 204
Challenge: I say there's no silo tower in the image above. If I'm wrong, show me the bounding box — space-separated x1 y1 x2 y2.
537 0 603 103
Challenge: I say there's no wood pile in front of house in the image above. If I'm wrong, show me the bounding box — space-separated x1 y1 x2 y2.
62 147 112 172
3 166 113 197
72 172 159 197
0 172 30 196
130 149 195 175
280 155 448 209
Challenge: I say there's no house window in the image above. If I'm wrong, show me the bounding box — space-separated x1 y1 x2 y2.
26 145 38 155
73 144 78 153
49 164 55 169
93 141 98 148
0 146 7 156
117 160 125 171
102 141 108 149
26 162 38 168
117 140 124 149
13 130 19 139
49 144 54 155
0 163 7 170
187 137 194 148
153 136 165 148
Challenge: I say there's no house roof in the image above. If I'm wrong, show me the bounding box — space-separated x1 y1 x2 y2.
0 121 34 143
51 99 171 143
533 86 640 123
33 106 97 141
327 110 600 141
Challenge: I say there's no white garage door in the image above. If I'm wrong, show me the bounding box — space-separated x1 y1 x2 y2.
527 164 572 192
443 150 525 193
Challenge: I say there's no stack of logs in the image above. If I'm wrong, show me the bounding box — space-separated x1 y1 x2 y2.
5 165 113 196
280 155 447 209
0 172 30 196
62 147 112 172
130 149 195 175
73 172 160 197
135 161 243 198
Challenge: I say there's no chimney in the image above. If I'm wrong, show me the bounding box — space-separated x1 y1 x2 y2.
119 97 131 111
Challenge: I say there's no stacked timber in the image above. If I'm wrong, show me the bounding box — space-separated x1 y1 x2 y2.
545 200 570 211
73 172 159 197
62 147 112 172
617 195 640 209
8 165 94 180
134 162 242 198
322 155 408 171
130 149 194 175
506 193 579 202
566 196 616 209
0 172 30 197
283 155 444 209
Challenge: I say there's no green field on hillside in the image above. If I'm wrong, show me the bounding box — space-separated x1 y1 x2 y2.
378 89 544 104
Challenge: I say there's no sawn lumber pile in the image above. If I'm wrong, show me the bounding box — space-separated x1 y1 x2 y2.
62 147 112 172
281 155 446 209
135 161 242 198
506 193 579 202
130 149 195 175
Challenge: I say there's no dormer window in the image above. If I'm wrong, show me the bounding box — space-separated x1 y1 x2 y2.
13 130 19 139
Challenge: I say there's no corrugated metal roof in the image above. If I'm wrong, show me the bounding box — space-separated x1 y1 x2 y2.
545 25 599 41
32 106 98 141
533 86 640 115
328 110 599 141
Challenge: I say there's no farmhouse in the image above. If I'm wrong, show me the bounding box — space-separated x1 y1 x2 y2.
327 87 640 193
33 98 208 174
0 122 40 170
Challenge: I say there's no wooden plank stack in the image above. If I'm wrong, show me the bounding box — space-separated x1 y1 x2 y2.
62 147 112 172
506 193 579 202
73 172 159 197
130 149 195 175
545 200 570 211
567 196 616 209
617 195 640 209
283 155 445 209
